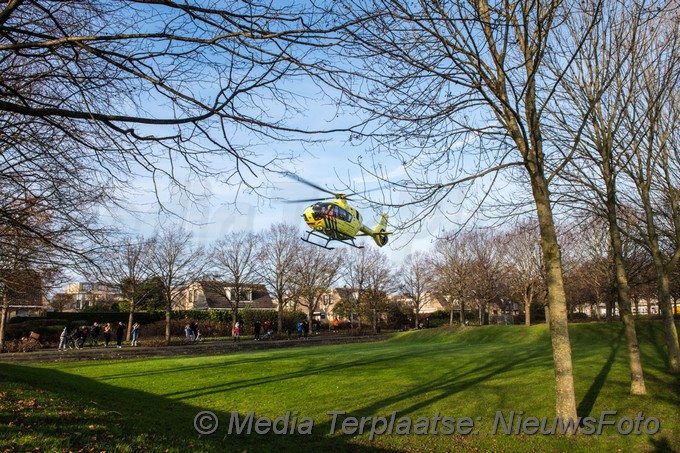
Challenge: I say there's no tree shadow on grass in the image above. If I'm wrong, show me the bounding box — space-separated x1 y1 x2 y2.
0 340 550 452
576 336 621 418
78 344 450 403
0 364 400 453
648 436 679 453
336 347 551 419
637 321 671 368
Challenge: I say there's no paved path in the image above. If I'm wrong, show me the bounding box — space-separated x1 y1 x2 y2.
0 334 388 364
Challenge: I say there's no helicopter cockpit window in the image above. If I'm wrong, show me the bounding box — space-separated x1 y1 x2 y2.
311 203 328 220
310 203 352 222
334 206 352 222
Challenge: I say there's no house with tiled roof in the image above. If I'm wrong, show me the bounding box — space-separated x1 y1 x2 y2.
177 281 276 311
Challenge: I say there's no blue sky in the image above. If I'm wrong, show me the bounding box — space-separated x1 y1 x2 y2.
99 134 445 266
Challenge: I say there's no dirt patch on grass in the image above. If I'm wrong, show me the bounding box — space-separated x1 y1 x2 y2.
0 334 388 364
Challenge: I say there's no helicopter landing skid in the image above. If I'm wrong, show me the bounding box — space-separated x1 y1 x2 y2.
301 230 364 250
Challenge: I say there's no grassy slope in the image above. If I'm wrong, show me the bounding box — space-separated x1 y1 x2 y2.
0 320 678 452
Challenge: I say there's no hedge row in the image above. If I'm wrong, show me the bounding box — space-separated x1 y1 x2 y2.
6 309 309 340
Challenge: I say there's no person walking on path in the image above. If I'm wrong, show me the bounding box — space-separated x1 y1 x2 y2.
254 320 261 340
90 322 101 347
116 322 125 348
103 323 112 347
131 322 140 346
190 321 198 341
58 327 68 351
233 321 241 342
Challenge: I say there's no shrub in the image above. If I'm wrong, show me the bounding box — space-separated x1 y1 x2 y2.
171 310 232 322
422 310 453 328
140 320 231 339
5 320 70 343
569 312 591 322
3 337 42 353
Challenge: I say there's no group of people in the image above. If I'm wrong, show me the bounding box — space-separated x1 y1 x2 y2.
58 321 139 351
235 319 331 341
55 317 344 350
252 320 273 341
296 320 324 338
184 321 202 343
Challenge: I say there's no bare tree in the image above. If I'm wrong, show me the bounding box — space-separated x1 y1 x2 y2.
560 220 612 319
324 0 604 420
256 223 303 334
362 249 395 333
503 220 544 326
292 244 343 325
431 231 484 326
344 247 394 333
49 293 74 312
398 251 432 329
0 1 345 280
467 230 506 326
0 196 69 351
147 226 204 344
343 247 371 332
0 1 341 184
100 235 154 341
209 231 260 329
547 0 664 392
615 10 680 374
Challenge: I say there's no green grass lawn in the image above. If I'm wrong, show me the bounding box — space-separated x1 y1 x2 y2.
1 320 678 452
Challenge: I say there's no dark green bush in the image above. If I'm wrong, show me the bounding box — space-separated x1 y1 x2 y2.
5 322 65 343
569 312 591 322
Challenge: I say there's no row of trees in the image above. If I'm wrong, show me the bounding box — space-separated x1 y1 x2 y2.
94 213 674 342
3 0 680 422
93 224 337 343
309 0 680 421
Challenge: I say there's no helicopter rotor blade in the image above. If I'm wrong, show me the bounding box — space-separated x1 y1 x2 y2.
282 197 330 204
279 171 340 197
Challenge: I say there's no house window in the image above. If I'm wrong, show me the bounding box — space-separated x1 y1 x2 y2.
225 288 253 301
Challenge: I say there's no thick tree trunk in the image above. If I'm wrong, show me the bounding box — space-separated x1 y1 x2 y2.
524 299 531 326
459 300 466 324
654 269 680 374
126 298 135 342
277 300 285 334
165 299 171 345
610 234 647 393
0 293 8 353
524 285 533 326
638 182 680 373
604 175 646 393
532 174 578 423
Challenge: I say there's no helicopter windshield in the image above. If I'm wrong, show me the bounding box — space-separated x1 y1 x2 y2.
311 203 352 222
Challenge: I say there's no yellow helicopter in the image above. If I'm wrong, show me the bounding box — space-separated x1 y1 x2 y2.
283 172 391 250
